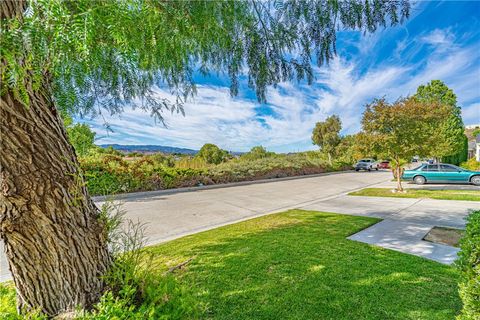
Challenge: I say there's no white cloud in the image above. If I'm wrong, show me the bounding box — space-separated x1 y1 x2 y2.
421 29 455 47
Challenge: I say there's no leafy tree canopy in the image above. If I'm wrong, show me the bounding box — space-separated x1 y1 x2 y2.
196 143 230 165
359 97 451 190
312 115 342 162
1 0 410 121
414 80 466 162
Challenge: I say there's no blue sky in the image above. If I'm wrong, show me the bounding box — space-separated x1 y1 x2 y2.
86 1 480 153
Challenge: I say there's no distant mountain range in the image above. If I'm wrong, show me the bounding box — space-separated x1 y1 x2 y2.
100 144 198 155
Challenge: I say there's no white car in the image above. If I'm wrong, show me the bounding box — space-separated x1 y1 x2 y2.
354 159 379 171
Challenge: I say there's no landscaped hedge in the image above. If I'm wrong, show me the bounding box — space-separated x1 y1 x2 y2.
80 152 350 196
456 210 480 319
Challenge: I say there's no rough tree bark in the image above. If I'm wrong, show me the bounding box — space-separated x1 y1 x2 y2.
0 88 112 317
0 2 111 316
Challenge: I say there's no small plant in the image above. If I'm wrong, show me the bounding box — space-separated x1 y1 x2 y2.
456 210 480 319
85 201 200 319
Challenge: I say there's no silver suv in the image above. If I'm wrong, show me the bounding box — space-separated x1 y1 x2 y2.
354 159 379 172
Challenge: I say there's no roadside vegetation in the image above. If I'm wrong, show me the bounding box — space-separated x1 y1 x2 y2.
80 146 351 196
349 188 480 202
456 210 480 319
0 210 461 319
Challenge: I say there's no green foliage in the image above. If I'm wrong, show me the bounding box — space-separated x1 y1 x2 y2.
456 210 480 319
67 124 96 156
358 97 451 190
0 283 45 320
334 134 360 164
240 146 275 161
443 135 468 166
60 112 96 156
80 154 207 195
1 0 409 118
77 151 349 196
93 146 124 157
414 80 466 162
461 158 480 171
311 115 342 163
473 129 480 137
196 143 230 165
209 152 340 183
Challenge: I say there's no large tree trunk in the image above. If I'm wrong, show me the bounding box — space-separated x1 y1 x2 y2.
0 90 111 315
1 1 111 316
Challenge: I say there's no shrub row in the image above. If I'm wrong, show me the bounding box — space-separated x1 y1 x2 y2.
456 210 480 319
80 152 350 196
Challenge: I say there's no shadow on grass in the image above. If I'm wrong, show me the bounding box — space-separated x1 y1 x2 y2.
146 210 461 320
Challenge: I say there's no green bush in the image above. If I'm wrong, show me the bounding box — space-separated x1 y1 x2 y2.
240 146 275 161
196 143 230 164
461 158 480 171
456 210 480 319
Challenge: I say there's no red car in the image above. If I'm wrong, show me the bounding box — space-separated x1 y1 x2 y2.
378 161 390 169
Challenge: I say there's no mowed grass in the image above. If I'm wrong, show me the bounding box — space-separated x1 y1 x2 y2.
145 210 460 319
1 210 461 319
349 187 480 201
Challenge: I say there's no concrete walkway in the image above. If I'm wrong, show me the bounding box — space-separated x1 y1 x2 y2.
1 171 479 281
348 220 460 264
302 195 478 264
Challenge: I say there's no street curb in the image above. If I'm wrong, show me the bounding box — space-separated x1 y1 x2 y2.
93 170 355 202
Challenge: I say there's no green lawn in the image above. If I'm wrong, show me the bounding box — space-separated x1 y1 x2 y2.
349 187 480 201
1 210 461 319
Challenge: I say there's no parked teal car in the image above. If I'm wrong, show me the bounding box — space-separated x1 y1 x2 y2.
402 163 480 186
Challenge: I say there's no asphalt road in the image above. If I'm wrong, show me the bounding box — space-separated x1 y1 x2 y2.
1 170 479 281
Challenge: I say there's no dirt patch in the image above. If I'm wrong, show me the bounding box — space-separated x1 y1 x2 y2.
423 226 464 248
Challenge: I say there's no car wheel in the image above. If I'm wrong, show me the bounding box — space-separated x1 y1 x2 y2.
414 175 426 185
355 169 359 172
375 167 378 171
367 168 371 172
471 175 480 186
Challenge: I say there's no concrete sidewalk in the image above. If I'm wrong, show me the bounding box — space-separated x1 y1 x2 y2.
302 195 479 264
348 220 460 264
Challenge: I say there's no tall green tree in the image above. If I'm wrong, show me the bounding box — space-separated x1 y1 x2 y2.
360 98 450 191
414 80 467 165
312 115 342 164
0 0 410 316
